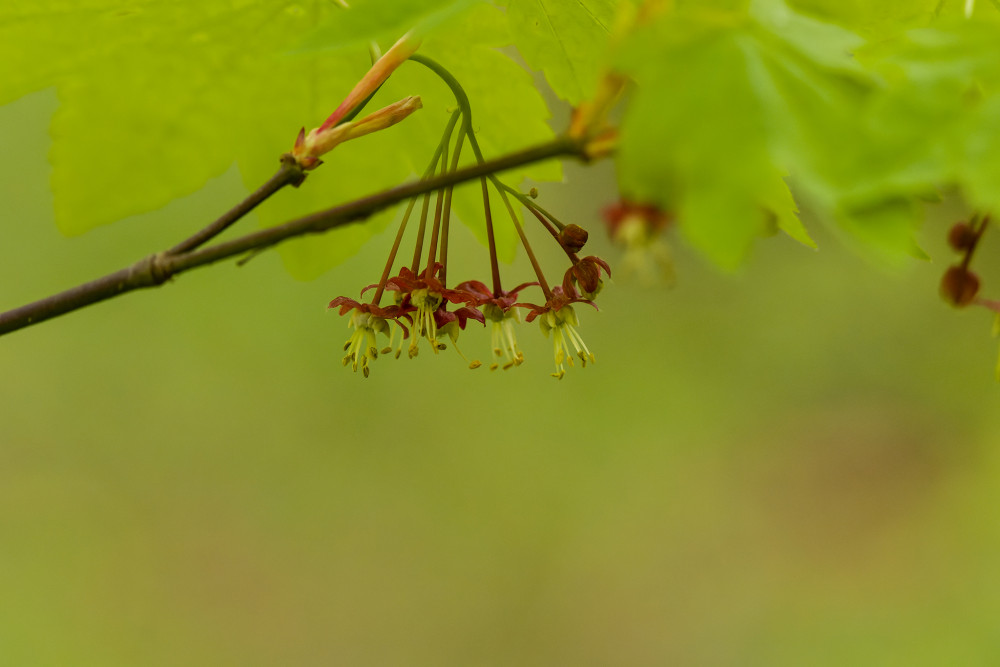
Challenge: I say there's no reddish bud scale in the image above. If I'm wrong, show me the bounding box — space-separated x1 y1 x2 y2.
563 256 611 298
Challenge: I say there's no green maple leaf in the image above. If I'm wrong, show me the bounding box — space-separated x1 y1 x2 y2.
0 0 560 281
787 0 942 38
296 0 479 51
1 2 361 237
249 3 562 280
614 0 855 268
504 0 618 104
860 14 1000 222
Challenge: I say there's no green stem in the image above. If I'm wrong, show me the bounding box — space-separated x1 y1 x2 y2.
499 183 568 231
481 177 503 296
439 128 467 286
411 192 433 273
525 204 578 264
411 54 557 294
496 186 552 299
374 109 461 304
960 212 990 272
425 130 450 277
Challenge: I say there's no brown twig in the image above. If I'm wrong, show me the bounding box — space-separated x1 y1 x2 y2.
0 136 583 337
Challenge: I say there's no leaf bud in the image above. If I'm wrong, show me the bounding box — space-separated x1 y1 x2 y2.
940 265 981 307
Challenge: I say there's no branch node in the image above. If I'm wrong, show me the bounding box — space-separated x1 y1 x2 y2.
280 153 309 188
147 252 173 286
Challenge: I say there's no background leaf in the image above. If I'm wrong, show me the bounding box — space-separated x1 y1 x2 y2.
248 3 562 280
294 0 478 51
505 0 617 104
614 1 851 267
0 0 563 280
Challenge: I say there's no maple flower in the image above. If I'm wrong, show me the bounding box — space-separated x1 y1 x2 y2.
518 287 597 379
603 199 674 284
384 265 481 357
328 297 410 377
435 306 487 368
563 255 611 300
457 280 537 370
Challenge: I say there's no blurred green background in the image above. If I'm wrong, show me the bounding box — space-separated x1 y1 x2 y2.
3 87 1000 666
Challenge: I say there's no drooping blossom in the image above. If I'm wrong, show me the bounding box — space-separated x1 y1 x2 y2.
328 297 411 377
517 287 597 379
383 264 483 358
563 255 611 300
457 280 538 370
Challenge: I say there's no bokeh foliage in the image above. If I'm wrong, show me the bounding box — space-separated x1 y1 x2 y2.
5 0 1000 275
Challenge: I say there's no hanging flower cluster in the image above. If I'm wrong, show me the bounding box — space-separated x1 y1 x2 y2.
327 110 611 379
297 37 612 378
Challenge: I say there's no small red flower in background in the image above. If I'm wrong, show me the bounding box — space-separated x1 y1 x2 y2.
603 199 675 284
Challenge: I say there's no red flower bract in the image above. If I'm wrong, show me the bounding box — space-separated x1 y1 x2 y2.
383 264 480 307
516 285 597 323
563 256 611 299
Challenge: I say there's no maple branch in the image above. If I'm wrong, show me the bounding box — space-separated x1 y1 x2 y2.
162 79 386 258
166 155 306 256
0 136 584 337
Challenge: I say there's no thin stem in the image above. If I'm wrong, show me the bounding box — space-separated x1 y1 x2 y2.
372 195 419 305
410 192 433 273
525 204 578 263
425 131 450 277
165 68 388 259
411 54 565 295
438 128 467 285
409 55 486 163
499 183 568 231
960 212 990 271
373 109 462 303
496 186 552 299
176 137 579 271
0 136 582 337
167 156 305 255
481 177 502 296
